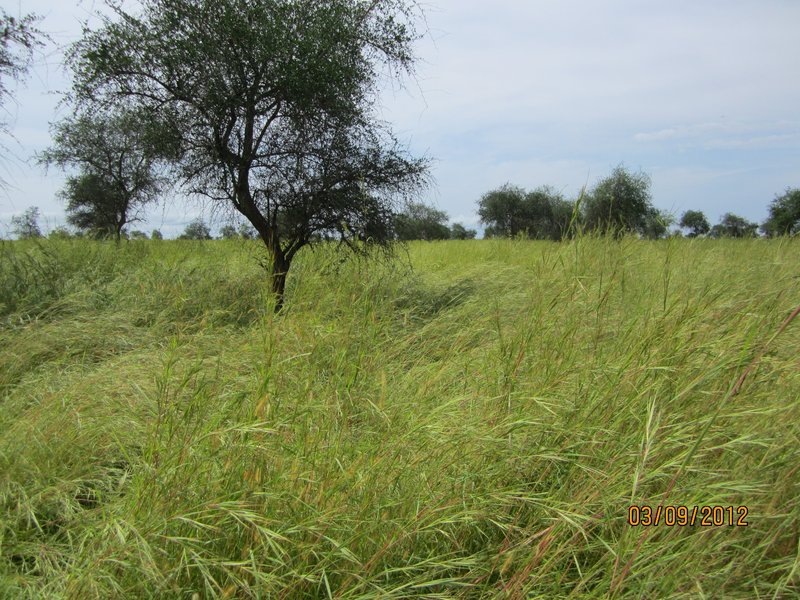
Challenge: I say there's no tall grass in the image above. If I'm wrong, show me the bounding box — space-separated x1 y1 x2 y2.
1 236 798 598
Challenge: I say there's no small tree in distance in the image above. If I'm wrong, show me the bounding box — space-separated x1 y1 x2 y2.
710 213 759 238
10 206 42 239
450 223 477 240
583 165 653 237
762 188 800 236
40 110 170 241
219 224 238 240
394 202 451 241
179 218 212 240
679 210 711 237
478 184 575 240
151 229 163 240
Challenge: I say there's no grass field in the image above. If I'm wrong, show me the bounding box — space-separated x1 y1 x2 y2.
1 236 798 598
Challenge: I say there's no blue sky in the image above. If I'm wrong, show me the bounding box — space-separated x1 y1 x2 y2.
1 0 798 237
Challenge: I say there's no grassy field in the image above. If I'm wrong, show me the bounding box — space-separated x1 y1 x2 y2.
1 236 798 598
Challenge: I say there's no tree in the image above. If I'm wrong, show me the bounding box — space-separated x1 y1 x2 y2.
477 184 527 238
762 188 800 237
478 184 575 240
130 230 148 239
679 210 710 237
394 202 450 241
710 213 759 238
583 165 653 237
642 208 674 240
238 223 256 240
219 224 238 240
49 225 73 239
68 0 428 310
179 218 212 240
524 186 574 240
450 223 477 240
151 229 163 240
40 110 168 241
10 206 42 239
58 172 124 239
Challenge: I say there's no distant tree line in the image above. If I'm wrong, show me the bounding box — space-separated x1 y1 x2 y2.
8 180 799 242
476 166 799 240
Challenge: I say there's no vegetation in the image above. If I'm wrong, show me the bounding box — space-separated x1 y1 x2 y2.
178 218 212 240
762 187 800 237
39 111 170 241
449 222 477 240
220 223 257 240
710 213 759 239
679 210 711 238
479 184 574 240
394 202 451 241
10 206 42 239
583 165 666 238
1 236 798 598
67 0 429 308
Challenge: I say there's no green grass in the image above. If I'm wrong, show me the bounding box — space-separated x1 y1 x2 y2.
1 236 798 598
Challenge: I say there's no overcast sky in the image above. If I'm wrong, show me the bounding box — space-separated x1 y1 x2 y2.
1 0 798 237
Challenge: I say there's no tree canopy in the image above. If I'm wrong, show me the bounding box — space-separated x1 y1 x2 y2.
679 210 711 237
179 218 212 240
449 223 477 240
478 184 573 240
710 213 759 238
394 202 451 241
40 110 169 240
10 206 42 239
583 165 654 237
762 188 800 237
68 0 429 309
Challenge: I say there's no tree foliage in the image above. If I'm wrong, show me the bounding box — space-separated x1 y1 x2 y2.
449 223 477 240
179 218 212 240
762 188 800 237
478 184 573 240
710 213 759 238
40 110 168 241
68 0 429 309
583 165 654 237
679 210 711 237
394 202 450 241
10 206 42 239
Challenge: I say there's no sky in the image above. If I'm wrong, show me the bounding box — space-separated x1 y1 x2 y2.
1 0 798 237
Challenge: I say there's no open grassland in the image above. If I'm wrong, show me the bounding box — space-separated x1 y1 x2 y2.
1 236 799 598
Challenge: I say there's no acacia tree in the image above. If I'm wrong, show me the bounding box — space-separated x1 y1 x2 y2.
710 213 759 238
584 165 653 237
762 188 800 236
68 0 428 309
10 206 42 239
679 210 710 237
40 110 168 241
394 202 450 240
478 184 574 240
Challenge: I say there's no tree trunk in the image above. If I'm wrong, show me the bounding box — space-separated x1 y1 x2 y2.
271 252 290 313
